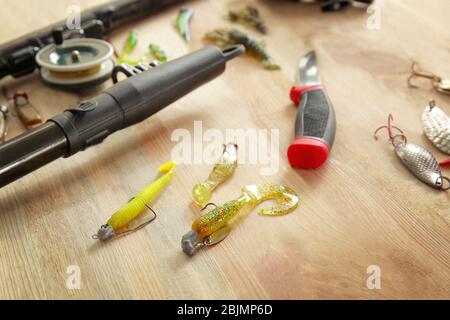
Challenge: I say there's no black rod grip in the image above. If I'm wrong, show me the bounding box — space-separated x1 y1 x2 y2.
0 123 68 188
287 86 336 169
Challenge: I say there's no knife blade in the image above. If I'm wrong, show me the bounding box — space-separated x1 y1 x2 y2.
287 51 336 169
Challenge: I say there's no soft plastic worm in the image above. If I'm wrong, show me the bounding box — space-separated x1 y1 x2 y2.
149 44 167 63
182 183 299 256
117 30 142 65
228 5 268 34
204 29 280 70
192 143 238 207
175 8 194 43
94 161 176 241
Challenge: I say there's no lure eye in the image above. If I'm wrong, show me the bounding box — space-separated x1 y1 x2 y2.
436 176 450 190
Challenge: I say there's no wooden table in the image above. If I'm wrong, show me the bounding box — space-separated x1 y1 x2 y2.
0 0 449 299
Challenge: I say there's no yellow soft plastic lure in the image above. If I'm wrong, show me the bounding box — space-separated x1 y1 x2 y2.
182 183 299 256
94 160 176 241
192 143 238 207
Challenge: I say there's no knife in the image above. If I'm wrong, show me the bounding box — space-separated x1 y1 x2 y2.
287 51 336 169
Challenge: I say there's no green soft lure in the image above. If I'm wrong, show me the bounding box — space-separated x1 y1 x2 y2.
149 44 167 63
118 30 142 65
176 8 194 43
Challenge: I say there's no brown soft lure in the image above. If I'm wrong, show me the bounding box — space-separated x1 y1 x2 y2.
228 5 268 34
182 183 299 256
374 114 450 190
204 29 280 70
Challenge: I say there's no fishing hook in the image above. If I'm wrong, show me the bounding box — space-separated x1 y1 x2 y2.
373 114 407 146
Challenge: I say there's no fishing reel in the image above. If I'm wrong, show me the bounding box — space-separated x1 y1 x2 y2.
35 29 114 91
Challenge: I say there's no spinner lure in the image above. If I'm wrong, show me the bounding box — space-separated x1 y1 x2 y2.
408 62 450 95
422 99 450 155
0 104 8 142
182 183 299 256
374 115 450 190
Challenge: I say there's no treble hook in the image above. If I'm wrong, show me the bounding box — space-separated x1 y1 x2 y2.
407 62 441 89
374 114 406 147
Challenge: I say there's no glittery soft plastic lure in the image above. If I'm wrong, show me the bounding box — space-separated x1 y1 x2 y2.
408 62 450 95
204 29 279 70
192 143 238 207
176 8 194 43
0 104 8 142
117 30 142 65
93 161 176 241
13 92 42 130
149 44 167 63
182 183 299 256
228 5 268 34
374 115 450 190
422 99 450 154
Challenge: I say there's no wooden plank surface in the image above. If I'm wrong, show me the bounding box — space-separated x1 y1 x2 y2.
0 0 449 299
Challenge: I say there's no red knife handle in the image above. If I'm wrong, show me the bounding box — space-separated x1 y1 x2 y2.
287 85 336 169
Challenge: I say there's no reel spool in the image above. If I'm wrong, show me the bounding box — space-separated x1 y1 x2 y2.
36 38 114 91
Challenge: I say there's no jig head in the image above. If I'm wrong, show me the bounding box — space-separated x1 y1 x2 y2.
408 62 450 95
93 161 176 241
192 143 238 207
182 183 299 256
0 104 8 142
422 99 450 154
176 8 194 44
204 29 279 70
374 115 450 190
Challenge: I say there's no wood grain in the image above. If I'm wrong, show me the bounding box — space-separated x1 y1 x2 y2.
0 0 449 299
